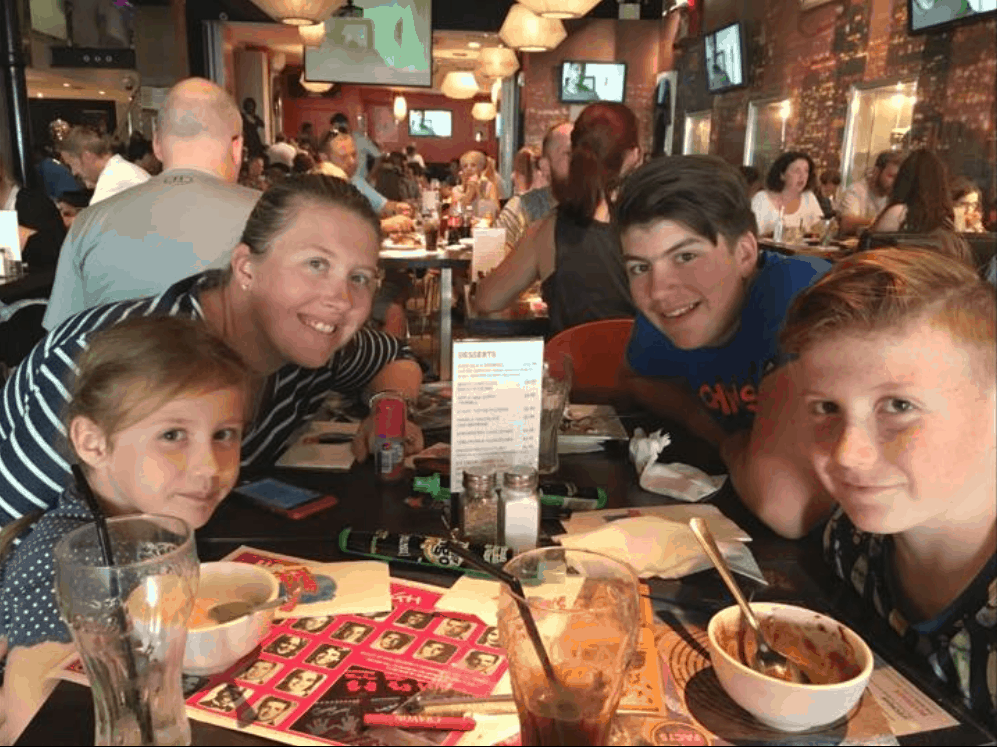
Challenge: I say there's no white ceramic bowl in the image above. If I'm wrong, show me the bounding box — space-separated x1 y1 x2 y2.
183 562 281 675
706 602 874 732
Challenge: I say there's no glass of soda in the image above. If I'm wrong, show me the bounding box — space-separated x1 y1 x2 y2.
54 515 198 746
497 548 640 746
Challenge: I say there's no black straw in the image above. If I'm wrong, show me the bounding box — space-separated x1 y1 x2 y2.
72 465 156 745
443 542 563 691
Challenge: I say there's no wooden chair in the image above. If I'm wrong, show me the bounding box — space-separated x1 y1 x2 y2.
544 318 634 401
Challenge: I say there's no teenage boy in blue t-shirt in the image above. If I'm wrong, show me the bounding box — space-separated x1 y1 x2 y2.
616 155 831 538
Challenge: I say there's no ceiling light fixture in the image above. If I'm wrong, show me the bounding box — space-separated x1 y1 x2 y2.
477 46 519 78
299 21 326 46
249 0 345 25
393 94 408 121
440 71 479 99
517 0 601 19
499 4 567 53
472 101 497 121
299 72 334 93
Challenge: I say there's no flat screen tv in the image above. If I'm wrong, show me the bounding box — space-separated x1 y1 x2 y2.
304 0 432 87
704 22 746 94
558 61 627 104
908 0 996 33
409 110 452 138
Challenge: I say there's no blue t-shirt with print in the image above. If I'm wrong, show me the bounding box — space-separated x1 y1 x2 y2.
625 250 830 433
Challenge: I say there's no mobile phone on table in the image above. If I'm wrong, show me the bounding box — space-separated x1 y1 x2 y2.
235 478 338 520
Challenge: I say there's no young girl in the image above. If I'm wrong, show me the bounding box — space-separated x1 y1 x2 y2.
0 316 252 742
779 247 996 727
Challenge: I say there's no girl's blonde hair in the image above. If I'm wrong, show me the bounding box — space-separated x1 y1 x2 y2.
65 317 253 455
781 247 996 378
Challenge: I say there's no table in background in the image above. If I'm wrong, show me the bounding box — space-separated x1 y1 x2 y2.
18 416 995 745
0 268 54 304
380 247 470 381
758 239 845 262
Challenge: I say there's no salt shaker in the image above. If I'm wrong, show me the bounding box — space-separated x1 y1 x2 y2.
499 466 540 554
458 467 499 545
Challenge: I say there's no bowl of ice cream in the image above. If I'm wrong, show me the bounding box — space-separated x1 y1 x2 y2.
183 562 281 675
706 602 874 732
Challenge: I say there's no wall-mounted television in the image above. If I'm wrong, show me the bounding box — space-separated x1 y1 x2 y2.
908 0 996 33
558 61 627 104
304 0 432 87
704 22 747 94
409 109 452 138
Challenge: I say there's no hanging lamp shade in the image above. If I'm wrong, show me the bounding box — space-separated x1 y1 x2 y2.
517 0 601 19
499 4 567 53
477 46 519 79
440 71 479 99
299 22 327 46
471 101 497 121
299 72 334 93
250 0 345 25
393 95 408 121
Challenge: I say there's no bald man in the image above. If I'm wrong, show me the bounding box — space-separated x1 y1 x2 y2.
43 78 260 329
496 122 572 255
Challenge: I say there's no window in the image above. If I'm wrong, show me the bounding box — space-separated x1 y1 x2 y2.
743 98 791 178
840 81 917 188
683 111 712 155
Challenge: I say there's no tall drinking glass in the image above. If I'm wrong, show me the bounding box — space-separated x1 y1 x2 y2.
54 515 198 746
497 548 640 746
538 355 572 475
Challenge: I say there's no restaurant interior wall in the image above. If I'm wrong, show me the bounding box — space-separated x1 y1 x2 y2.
280 80 497 163
673 0 997 201
519 18 663 156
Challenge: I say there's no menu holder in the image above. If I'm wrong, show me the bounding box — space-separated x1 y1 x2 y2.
469 227 506 280
449 338 543 491
0 210 20 276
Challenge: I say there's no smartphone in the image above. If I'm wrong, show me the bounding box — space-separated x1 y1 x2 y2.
235 478 338 520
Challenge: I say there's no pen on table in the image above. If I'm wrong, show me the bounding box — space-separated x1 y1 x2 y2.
363 713 476 731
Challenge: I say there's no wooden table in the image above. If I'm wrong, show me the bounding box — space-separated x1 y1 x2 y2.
758 239 846 262
17 414 995 745
379 246 470 381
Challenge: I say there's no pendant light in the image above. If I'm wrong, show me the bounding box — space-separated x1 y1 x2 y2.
477 46 519 79
472 102 497 121
299 72 334 94
499 4 567 53
250 0 345 25
517 0 601 20
299 22 327 47
440 71 479 99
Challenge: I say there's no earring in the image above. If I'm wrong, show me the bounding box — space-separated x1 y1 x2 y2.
241 283 250 291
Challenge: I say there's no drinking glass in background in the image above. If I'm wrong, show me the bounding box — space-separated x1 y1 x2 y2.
54 515 198 746
423 213 440 252
539 354 572 474
497 548 640 746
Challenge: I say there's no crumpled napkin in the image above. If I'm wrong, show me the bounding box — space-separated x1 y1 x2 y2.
557 515 765 583
629 428 727 501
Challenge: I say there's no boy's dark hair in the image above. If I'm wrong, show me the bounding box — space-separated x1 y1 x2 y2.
615 155 758 246
765 151 816 192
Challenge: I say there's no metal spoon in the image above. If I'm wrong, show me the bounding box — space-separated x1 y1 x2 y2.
688 518 810 684
207 595 288 625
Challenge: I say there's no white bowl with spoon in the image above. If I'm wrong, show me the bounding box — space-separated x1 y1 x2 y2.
183 562 282 675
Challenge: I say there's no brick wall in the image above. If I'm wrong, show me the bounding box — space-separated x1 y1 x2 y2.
520 18 663 154
672 0 996 199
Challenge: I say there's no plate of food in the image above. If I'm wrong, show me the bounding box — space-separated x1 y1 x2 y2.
382 233 425 251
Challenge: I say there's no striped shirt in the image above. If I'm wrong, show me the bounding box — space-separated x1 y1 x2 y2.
0 271 412 525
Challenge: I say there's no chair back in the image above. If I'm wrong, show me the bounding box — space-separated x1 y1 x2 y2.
544 318 634 395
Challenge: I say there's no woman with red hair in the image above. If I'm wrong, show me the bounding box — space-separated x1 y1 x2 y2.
474 103 640 335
